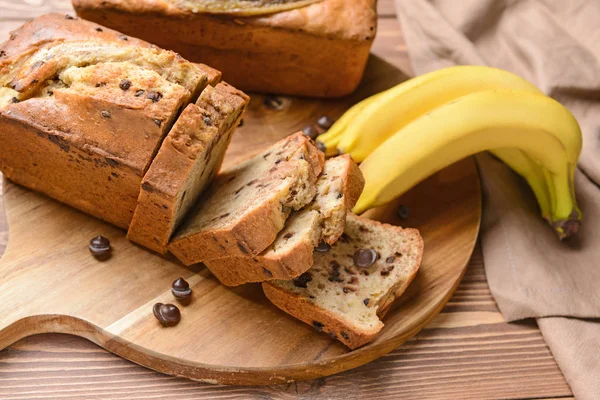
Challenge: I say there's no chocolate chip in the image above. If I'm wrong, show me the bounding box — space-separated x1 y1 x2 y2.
119 79 132 90
153 119 162 127
146 91 163 103
153 303 181 327
171 278 192 305
101 110 111 118
89 236 111 261
0 50 6 58
397 205 410 220
141 182 154 192
293 272 313 288
263 95 284 110
48 90 54 97
312 321 324 332
343 286 356 293
105 158 119 167
337 192 343 199
340 331 349 340
219 213 230 219
135 89 145 97
315 241 331 253
316 141 326 153
363 298 370 306
238 118 244 127
385 256 395 264
263 267 273 277
381 266 395 276
274 159 282 165
31 79 39 84
203 116 212 126
65 14 74 20
353 248 377 268
283 232 294 239
95 82 107 88
96 27 103 32
317 115 334 130
339 233 351 243
237 242 249 254
10 97 19 103
302 125 318 140
118 34 129 41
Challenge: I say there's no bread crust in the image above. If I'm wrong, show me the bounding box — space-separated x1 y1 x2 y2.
127 83 249 253
72 0 377 97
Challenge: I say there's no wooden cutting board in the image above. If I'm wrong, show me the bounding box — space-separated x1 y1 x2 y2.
0 56 481 385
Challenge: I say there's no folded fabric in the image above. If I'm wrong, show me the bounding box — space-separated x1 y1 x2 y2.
395 1 600 398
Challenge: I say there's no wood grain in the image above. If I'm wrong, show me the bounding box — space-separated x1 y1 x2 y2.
0 0 573 398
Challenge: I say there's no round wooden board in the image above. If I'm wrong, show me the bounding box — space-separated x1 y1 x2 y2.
0 56 481 385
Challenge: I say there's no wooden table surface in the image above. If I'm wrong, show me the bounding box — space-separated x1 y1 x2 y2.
0 1 574 399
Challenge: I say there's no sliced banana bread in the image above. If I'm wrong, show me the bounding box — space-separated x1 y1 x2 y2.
127 83 249 253
168 132 324 264
263 214 424 349
0 14 211 228
204 155 364 286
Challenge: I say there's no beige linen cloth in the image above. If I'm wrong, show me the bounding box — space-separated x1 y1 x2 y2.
394 0 600 398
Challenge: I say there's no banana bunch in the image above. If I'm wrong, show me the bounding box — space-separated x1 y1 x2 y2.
317 66 583 240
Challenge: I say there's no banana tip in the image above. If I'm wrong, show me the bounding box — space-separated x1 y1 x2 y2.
551 216 581 241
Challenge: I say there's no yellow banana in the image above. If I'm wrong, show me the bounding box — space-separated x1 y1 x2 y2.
354 90 582 239
337 65 543 162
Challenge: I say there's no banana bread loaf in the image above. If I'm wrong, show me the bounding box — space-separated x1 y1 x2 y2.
0 14 224 228
127 83 249 253
168 132 324 265
204 154 364 286
72 0 377 98
263 213 424 349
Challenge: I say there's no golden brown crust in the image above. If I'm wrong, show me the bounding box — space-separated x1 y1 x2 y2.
127 83 249 253
0 14 215 228
72 0 377 97
262 282 381 349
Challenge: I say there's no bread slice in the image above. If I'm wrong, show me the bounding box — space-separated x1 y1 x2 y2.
127 83 249 253
168 132 324 264
204 155 364 286
263 214 424 349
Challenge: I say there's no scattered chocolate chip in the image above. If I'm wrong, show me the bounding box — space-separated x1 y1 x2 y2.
0 50 6 58
339 233 351 243
363 298 370 306
262 267 273 277
141 182 154 192
48 90 54 97
101 110 111 118
119 79 132 90
283 232 294 240
89 236 111 261
203 115 212 126
315 241 331 252
397 205 410 220
146 91 163 103
31 79 39 84
316 141 326 153
171 278 192 304
263 95 284 110
353 248 377 268
274 159 282 165
317 115 334 130
385 256 395 264
96 27 103 32
337 192 343 199
302 125 318 140
65 14 74 20
340 331 349 340
10 97 19 103
312 321 324 332
135 89 145 97
343 286 356 293
118 34 129 41
95 82 107 88
293 272 313 288
153 303 181 327
153 119 162 127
